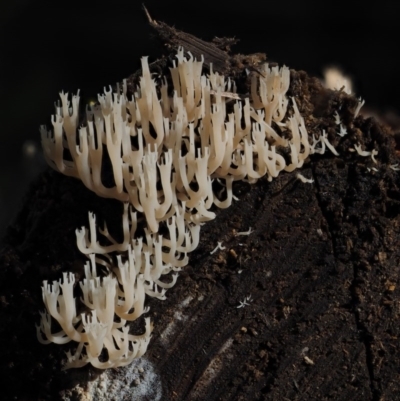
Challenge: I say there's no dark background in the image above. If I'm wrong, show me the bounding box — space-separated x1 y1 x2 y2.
1 0 399 239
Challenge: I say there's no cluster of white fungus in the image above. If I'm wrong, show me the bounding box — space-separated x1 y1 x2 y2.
37 258 152 369
38 47 341 369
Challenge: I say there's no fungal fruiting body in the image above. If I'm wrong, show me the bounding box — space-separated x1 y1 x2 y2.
38 47 343 369
37 256 152 369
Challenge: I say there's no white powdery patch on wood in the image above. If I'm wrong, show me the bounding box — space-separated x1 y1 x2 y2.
65 357 162 401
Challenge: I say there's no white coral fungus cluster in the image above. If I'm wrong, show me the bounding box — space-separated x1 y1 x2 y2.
37 258 152 369
38 47 339 369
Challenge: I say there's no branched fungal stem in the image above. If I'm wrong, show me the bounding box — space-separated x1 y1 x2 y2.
236 227 253 236
237 295 253 308
296 173 314 184
210 242 226 255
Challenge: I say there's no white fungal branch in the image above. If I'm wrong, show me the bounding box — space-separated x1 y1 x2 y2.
371 149 378 164
354 143 372 157
310 130 339 156
337 124 347 137
296 173 314 184
354 144 378 163
210 242 226 255
235 227 253 236
354 97 365 117
237 295 253 308
333 111 341 125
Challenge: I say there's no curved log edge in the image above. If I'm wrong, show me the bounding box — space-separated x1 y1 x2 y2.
1 16 400 401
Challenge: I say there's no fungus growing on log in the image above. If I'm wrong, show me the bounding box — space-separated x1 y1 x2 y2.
1 8 400 401
37 42 349 369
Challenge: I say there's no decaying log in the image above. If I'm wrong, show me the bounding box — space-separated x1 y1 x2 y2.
0 11 399 401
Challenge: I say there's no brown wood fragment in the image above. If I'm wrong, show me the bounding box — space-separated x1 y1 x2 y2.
143 5 232 74
143 5 266 76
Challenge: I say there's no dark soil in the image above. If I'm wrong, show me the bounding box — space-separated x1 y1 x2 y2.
1 17 400 401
